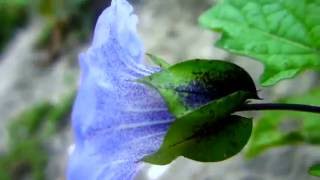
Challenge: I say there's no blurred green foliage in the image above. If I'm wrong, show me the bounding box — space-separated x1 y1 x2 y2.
34 0 92 49
0 92 75 180
246 88 320 158
0 0 92 53
37 0 89 19
0 0 89 178
0 0 28 51
309 164 320 177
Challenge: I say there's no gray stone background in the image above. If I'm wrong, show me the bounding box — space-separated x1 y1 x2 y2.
0 0 319 179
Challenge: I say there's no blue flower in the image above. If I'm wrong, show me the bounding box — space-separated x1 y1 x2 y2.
67 0 174 179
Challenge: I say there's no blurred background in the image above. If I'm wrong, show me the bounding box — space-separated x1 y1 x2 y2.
0 0 319 180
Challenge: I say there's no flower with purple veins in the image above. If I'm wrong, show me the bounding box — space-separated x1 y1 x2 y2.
67 0 174 179
67 0 258 178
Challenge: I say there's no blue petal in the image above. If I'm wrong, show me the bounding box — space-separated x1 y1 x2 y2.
67 0 174 179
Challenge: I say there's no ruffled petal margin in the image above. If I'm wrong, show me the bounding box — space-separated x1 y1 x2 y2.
67 0 173 179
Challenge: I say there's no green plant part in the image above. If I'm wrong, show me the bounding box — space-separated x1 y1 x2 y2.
2 102 52 180
147 53 171 69
246 88 320 158
36 0 89 20
143 91 253 165
139 59 258 118
309 164 320 177
0 91 75 180
44 91 76 135
140 59 258 164
8 102 53 144
0 139 48 180
199 0 320 86
34 0 92 58
35 21 55 49
0 0 28 51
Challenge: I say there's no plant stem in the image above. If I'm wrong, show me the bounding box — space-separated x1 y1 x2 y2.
237 103 320 114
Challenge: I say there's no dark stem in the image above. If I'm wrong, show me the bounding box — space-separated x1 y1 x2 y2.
237 103 320 114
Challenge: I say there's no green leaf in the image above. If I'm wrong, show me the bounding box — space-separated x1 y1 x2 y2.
147 53 170 69
309 164 320 177
143 91 253 165
140 60 257 165
139 59 258 118
246 88 320 157
199 0 320 86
